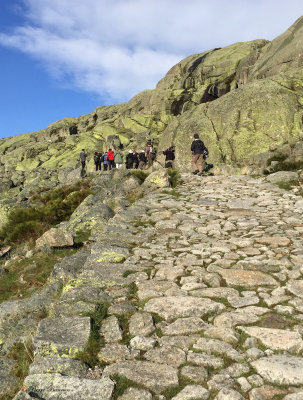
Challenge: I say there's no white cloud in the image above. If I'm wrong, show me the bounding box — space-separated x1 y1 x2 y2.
0 0 302 103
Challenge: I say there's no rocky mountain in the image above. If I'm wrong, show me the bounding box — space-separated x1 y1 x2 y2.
0 16 302 228
1 16 303 400
1 16 303 174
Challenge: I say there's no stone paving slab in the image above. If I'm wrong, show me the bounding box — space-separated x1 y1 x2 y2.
5 173 303 399
103 360 179 393
33 316 91 358
16 374 114 400
144 296 225 321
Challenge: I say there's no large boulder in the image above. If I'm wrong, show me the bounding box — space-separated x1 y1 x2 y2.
143 169 170 189
36 228 74 249
59 194 114 235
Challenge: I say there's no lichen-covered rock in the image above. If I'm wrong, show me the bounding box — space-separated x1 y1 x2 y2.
14 374 114 400
33 316 91 358
29 357 89 377
36 228 74 249
143 169 170 188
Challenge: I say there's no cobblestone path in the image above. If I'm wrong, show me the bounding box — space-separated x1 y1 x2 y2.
9 174 303 399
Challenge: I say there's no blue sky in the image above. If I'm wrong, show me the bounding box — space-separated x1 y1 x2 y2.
0 0 302 139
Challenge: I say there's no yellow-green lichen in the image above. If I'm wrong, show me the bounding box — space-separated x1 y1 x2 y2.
97 251 126 263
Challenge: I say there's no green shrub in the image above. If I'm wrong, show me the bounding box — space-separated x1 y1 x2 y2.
276 180 300 190
8 341 33 380
266 153 288 166
166 169 181 188
271 160 303 173
131 170 149 183
0 249 77 302
0 180 92 246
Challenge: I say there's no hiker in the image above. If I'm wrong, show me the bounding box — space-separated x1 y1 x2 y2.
114 148 123 169
126 150 134 169
102 152 109 171
94 152 101 171
145 141 153 167
107 148 115 170
79 149 87 171
133 151 139 169
191 133 206 176
138 150 147 170
163 146 175 168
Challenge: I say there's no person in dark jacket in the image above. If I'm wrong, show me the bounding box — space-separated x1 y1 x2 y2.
126 150 134 169
163 146 175 168
133 151 139 169
94 152 101 171
191 133 205 175
138 150 147 170
80 149 87 171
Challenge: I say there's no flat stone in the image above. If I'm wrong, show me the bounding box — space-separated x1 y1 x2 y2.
252 355 303 385
162 317 209 335
287 280 303 299
214 307 269 328
187 351 224 369
228 296 259 308
193 338 243 361
33 317 91 358
248 386 288 400
144 296 225 321
239 326 303 353
98 343 139 363
130 336 157 351
144 345 186 367
180 366 208 383
255 235 291 247
204 326 239 345
129 312 155 336
49 300 99 318
21 374 114 400
214 388 245 400
171 385 209 400
155 266 185 281
159 335 200 351
117 387 152 400
100 316 123 343
103 361 178 394
222 363 250 378
217 269 277 288
107 302 137 316
29 357 88 377
190 287 239 299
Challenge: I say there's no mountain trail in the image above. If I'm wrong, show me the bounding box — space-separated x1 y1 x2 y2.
4 173 303 399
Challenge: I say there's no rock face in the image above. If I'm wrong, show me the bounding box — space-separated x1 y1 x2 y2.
1 16 303 195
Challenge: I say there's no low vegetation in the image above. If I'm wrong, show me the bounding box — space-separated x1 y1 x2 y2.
0 249 77 302
130 169 149 183
166 168 181 188
75 302 109 367
0 180 92 246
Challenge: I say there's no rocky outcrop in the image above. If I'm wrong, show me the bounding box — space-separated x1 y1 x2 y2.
0 16 303 191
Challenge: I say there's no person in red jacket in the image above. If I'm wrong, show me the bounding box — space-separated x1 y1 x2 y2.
107 148 115 170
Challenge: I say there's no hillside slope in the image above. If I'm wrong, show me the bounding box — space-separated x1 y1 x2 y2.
0 16 302 200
